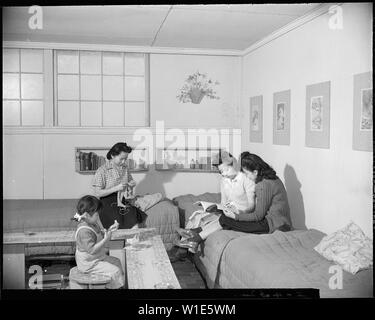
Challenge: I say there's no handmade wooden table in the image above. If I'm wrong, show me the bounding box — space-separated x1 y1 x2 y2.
3 228 156 289
125 229 181 289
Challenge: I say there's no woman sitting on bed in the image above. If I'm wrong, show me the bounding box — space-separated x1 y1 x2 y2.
176 152 292 253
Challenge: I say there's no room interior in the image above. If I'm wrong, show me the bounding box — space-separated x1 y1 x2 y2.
2 3 373 296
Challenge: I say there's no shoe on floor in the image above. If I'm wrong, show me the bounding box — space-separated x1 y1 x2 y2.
175 239 198 253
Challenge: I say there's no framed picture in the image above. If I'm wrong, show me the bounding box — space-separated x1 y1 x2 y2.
310 96 324 131
305 81 330 149
249 95 263 143
353 71 372 151
273 90 290 145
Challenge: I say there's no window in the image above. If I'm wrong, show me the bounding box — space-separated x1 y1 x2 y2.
55 50 149 127
2 47 149 128
2 48 45 126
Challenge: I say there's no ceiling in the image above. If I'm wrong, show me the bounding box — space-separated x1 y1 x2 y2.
3 4 322 51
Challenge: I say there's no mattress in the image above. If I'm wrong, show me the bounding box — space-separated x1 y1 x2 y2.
194 229 373 298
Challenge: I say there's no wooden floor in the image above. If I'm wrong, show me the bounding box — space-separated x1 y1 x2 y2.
25 253 207 289
171 257 206 289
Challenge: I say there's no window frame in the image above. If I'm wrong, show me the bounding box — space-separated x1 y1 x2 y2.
53 49 150 127
2 48 46 126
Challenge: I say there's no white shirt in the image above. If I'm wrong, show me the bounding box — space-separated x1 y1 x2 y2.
220 172 256 212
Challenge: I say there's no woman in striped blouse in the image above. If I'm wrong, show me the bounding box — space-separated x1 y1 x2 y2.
92 142 147 229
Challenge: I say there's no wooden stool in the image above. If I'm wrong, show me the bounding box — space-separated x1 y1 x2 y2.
69 267 111 289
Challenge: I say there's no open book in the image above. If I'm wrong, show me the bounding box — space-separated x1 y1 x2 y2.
194 201 239 214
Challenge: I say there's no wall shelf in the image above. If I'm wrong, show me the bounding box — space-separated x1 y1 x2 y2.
75 146 149 174
155 147 221 173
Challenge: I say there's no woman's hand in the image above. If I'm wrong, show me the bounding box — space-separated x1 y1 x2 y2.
114 183 126 192
127 180 137 188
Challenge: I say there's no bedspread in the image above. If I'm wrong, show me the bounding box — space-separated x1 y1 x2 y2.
194 229 373 298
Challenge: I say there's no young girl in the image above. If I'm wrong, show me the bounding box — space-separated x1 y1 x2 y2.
72 195 124 289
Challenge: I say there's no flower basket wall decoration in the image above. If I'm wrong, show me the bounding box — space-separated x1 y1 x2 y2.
177 71 220 104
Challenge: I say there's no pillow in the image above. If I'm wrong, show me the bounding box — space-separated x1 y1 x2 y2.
314 221 373 274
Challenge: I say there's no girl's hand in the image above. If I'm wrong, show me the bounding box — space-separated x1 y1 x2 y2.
223 209 236 220
223 203 238 214
108 220 119 232
104 229 112 242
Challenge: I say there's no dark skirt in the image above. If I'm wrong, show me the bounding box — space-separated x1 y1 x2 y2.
99 193 147 229
219 214 269 234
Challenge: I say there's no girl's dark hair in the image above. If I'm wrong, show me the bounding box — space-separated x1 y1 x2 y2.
240 152 277 183
72 195 103 221
106 142 132 160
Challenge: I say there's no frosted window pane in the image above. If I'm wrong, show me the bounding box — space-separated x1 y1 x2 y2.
57 50 79 74
125 53 145 75
103 76 123 101
103 102 124 126
80 51 101 74
81 75 102 100
3 49 19 72
21 49 44 73
3 73 20 99
81 101 102 126
22 100 44 126
58 75 79 100
58 101 79 126
21 74 43 99
3 100 20 126
125 76 145 101
125 102 146 126
103 52 123 75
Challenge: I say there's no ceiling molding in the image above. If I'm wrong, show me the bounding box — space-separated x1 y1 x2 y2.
242 3 342 56
2 40 242 56
3 127 242 136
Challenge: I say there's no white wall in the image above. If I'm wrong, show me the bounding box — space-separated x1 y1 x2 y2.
3 53 240 200
241 3 373 237
150 54 241 128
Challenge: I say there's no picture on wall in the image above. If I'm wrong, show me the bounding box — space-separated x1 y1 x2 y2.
353 71 372 151
249 95 263 143
273 90 290 145
310 96 324 131
251 104 260 131
276 102 286 131
360 88 373 131
305 81 330 149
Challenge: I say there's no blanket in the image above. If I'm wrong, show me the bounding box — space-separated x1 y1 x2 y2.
194 229 373 298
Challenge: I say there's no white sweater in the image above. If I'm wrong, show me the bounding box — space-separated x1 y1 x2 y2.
220 172 255 212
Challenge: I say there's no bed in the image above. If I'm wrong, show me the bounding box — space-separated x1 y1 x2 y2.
193 228 373 298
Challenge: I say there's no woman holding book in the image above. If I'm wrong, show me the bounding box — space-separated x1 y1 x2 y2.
176 152 292 253
91 142 147 230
